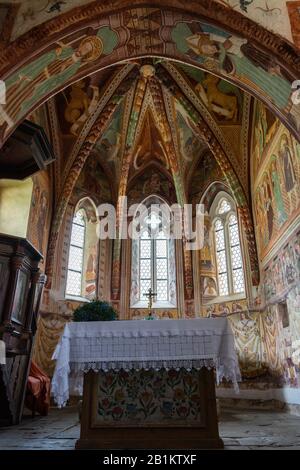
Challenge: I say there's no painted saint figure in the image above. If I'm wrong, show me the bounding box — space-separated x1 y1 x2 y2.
279 135 298 212
171 22 291 110
262 174 274 244
4 26 118 132
203 277 217 297
270 159 287 227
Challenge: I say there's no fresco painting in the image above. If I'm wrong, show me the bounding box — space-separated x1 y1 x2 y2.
202 299 248 317
189 152 224 204
217 1 298 44
251 131 300 389
130 309 178 320
200 216 215 271
287 1 300 48
171 21 291 111
27 170 52 264
128 169 176 205
179 63 243 123
176 108 203 166
201 276 218 297
263 229 300 303
1 7 299 146
95 100 124 173
252 100 278 180
74 154 112 205
253 121 300 257
2 25 118 132
62 79 100 136
202 303 299 383
2 0 297 47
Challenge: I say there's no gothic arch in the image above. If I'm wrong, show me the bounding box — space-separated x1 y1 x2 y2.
65 196 99 300
200 181 233 211
199 180 258 285
75 196 98 223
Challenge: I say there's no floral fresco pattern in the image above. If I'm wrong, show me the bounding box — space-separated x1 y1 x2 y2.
96 368 202 424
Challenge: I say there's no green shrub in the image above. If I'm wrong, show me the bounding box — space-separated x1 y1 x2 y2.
73 300 117 322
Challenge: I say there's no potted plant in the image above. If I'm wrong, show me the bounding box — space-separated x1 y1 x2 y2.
73 299 117 322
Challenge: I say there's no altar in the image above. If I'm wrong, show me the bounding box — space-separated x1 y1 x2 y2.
51 318 240 449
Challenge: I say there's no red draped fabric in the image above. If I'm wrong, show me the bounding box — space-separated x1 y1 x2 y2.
26 361 50 416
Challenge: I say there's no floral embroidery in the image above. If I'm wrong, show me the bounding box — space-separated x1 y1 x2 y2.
97 368 202 424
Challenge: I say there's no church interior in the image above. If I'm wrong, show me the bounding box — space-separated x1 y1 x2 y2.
1 0 300 452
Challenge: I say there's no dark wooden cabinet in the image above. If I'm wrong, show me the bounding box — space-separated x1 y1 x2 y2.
0 234 45 425
0 120 55 179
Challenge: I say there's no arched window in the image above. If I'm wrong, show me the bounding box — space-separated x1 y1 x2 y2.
66 209 86 297
131 201 177 307
212 194 245 297
65 198 99 300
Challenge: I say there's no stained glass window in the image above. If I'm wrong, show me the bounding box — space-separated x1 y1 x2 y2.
66 210 86 297
213 195 245 297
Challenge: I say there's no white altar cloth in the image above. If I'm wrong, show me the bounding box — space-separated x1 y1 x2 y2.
51 318 241 407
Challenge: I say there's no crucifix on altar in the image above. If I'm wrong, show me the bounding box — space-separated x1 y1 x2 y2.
143 287 157 319
144 287 157 309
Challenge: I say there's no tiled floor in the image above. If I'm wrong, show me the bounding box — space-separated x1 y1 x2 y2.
0 406 300 450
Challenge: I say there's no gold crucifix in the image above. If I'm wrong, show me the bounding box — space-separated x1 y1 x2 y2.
143 287 157 309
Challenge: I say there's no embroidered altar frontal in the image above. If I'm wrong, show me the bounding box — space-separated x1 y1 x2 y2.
97 368 203 425
51 318 240 449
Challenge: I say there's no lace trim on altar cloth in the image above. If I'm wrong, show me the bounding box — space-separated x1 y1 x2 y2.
51 358 241 407
62 329 231 339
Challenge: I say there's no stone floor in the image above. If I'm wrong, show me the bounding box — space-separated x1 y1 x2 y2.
0 406 300 450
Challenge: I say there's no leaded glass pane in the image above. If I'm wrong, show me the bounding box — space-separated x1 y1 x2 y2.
229 223 239 247
215 227 225 251
218 272 229 296
218 199 231 214
233 268 245 293
156 280 168 301
156 258 167 280
231 245 242 269
73 211 85 226
70 223 85 248
156 230 166 240
229 214 237 226
140 240 151 258
140 259 151 279
66 210 86 297
215 219 223 231
140 279 151 300
156 239 167 258
68 245 83 272
66 271 82 296
141 230 150 239
216 250 227 275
